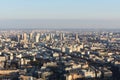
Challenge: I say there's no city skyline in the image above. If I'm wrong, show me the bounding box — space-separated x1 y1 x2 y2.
0 1 120 80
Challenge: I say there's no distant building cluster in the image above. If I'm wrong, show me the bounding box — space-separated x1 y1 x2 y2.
0 30 120 80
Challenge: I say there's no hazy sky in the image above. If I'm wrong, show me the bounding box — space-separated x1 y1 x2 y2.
0 0 120 29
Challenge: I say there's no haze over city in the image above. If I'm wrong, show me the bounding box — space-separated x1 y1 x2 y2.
0 0 120 29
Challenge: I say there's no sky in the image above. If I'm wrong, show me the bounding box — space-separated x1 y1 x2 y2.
0 0 120 29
